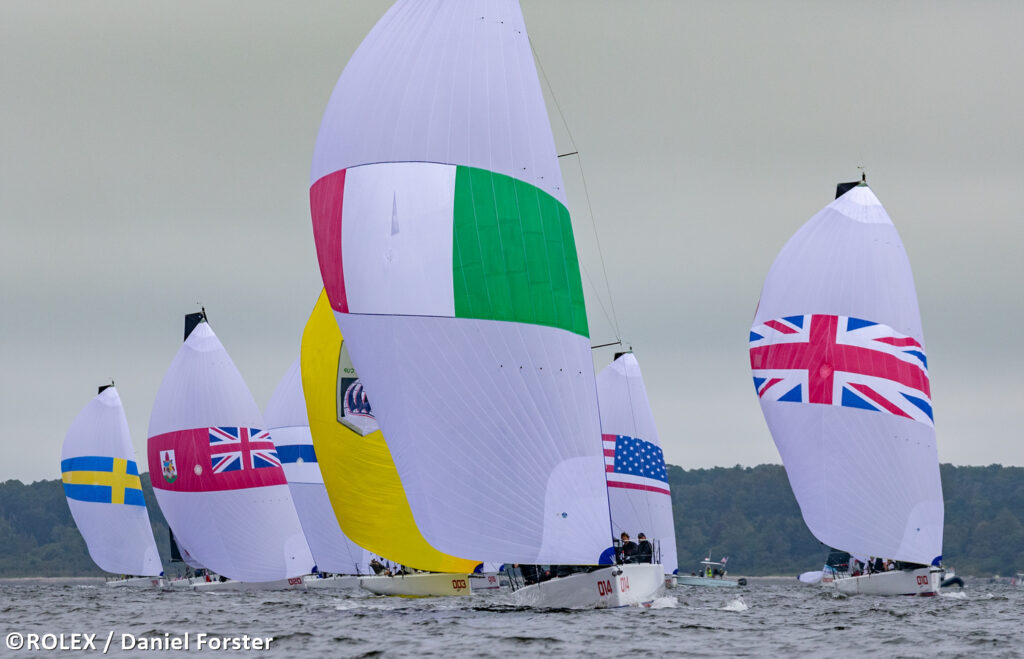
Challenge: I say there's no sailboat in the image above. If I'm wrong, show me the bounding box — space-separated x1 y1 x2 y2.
60 384 164 588
146 310 312 591
750 178 947 596
595 352 677 583
309 0 663 608
264 355 372 589
301 290 478 597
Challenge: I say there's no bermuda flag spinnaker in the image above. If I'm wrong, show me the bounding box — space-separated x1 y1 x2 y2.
310 0 611 564
147 319 313 581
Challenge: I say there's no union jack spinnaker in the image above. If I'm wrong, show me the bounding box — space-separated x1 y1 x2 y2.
750 182 943 566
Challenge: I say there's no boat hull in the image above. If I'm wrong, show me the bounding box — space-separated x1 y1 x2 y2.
833 567 942 596
469 573 502 592
359 573 472 597
510 564 665 609
105 576 165 588
191 576 307 592
675 575 739 588
304 574 361 589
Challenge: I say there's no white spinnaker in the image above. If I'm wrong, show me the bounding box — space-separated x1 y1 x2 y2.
147 323 313 581
265 358 372 575
752 185 943 565
337 315 609 564
312 0 611 564
311 0 566 205
596 354 678 574
60 387 162 576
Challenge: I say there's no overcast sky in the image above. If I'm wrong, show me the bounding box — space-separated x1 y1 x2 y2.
2 1 1021 484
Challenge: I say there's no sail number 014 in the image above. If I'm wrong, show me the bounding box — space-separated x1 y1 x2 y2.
597 576 629 596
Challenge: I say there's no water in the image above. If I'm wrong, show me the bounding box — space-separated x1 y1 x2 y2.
0 579 1020 657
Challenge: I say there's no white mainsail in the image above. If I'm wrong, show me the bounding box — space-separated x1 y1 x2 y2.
310 0 610 564
60 386 162 576
265 357 372 575
596 353 678 574
750 183 942 565
147 320 314 581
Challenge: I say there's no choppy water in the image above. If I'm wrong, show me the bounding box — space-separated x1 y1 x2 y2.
0 578 1020 657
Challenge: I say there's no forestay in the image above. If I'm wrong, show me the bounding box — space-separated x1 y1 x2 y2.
310 0 610 563
596 354 678 574
300 290 479 573
265 357 372 575
61 386 162 576
147 321 314 581
749 184 943 565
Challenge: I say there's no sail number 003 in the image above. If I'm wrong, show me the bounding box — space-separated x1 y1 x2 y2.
451 579 468 590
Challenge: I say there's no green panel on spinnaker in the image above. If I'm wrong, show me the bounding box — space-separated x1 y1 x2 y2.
452 166 588 338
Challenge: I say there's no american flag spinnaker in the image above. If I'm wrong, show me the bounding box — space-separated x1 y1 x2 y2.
597 353 678 575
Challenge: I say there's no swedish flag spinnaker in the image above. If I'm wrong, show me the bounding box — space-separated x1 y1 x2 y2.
60 385 162 576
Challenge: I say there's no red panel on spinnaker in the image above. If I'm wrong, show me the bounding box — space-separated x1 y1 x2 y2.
147 321 313 581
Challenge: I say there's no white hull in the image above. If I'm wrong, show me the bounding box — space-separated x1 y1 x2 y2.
105 576 165 588
191 576 307 592
833 567 942 596
675 575 739 588
511 564 665 609
359 573 472 597
469 573 502 592
304 574 361 589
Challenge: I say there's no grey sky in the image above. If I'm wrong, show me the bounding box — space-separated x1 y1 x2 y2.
2 1 1021 483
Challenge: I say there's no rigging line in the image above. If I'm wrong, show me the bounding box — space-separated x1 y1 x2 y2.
529 36 623 342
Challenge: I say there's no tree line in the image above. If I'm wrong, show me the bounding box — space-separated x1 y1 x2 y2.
0 464 1019 577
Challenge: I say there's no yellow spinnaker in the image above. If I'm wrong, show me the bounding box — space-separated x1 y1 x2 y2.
300 290 479 573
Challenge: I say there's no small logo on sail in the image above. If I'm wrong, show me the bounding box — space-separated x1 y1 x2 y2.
339 378 379 436
161 450 178 484
344 380 374 419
